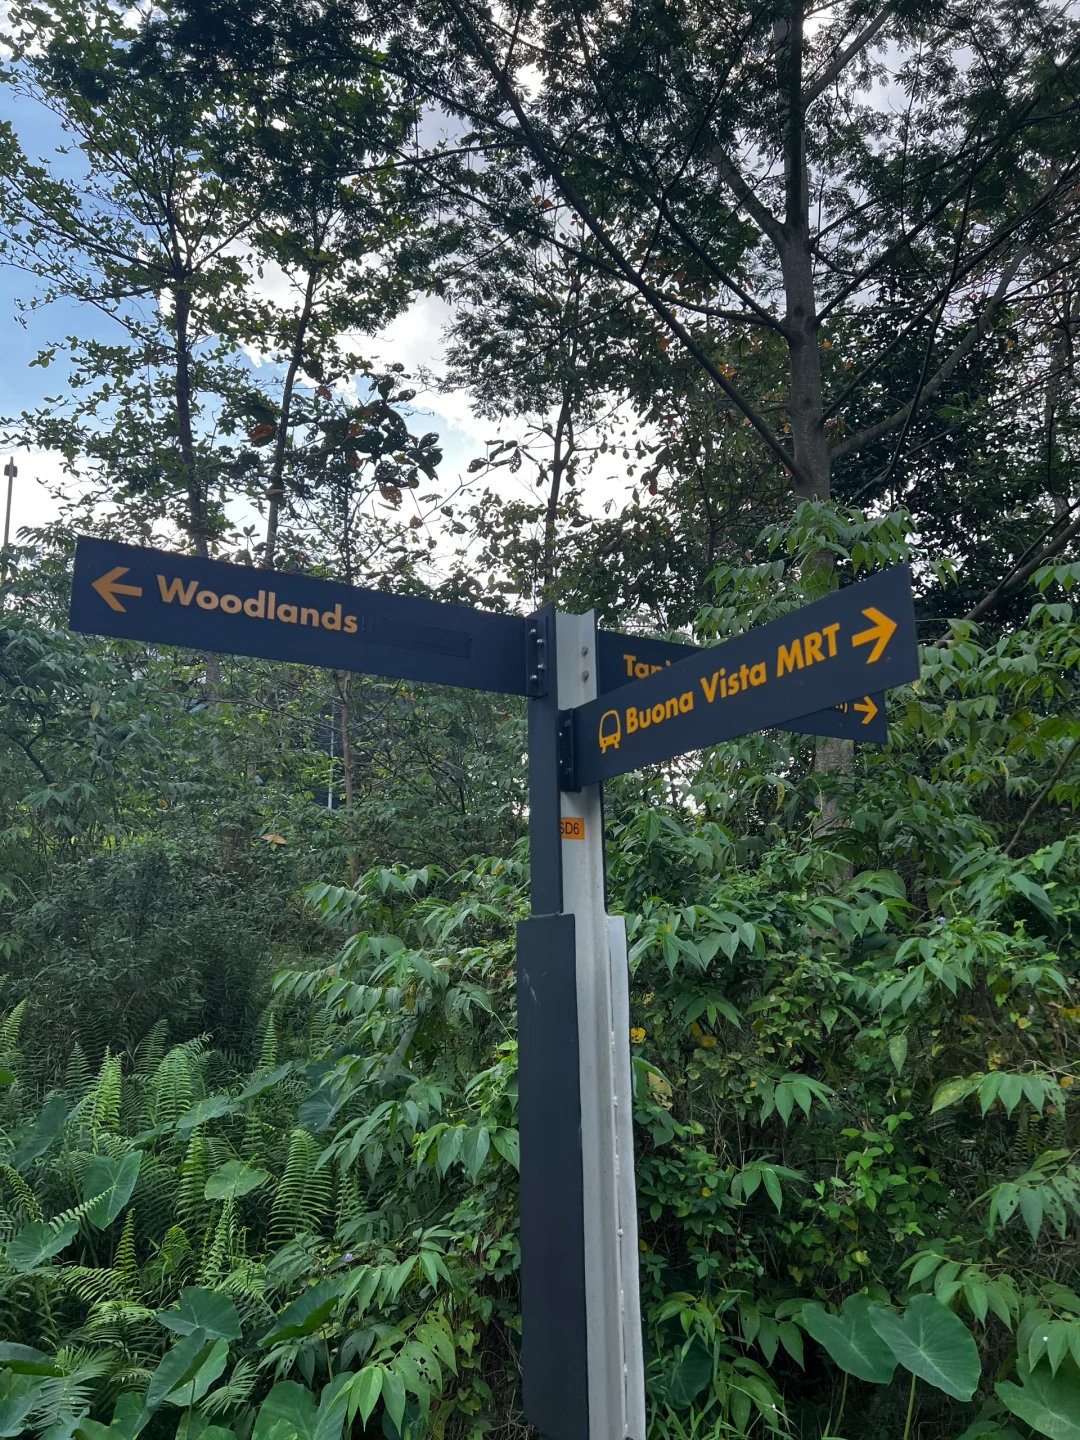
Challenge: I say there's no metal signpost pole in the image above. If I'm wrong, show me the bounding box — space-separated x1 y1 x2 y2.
517 605 646 1440
556 609 645 1440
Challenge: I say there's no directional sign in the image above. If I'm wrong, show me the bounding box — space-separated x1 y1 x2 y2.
596 630 887 743
566 565 917 788
70 537 529 695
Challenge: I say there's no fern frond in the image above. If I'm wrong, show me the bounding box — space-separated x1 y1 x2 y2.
257 1010 278 1071
200 1356 258 1417
86 1051 123 1136
64 1044 93 1102
269 1130 332 1248
114 1210 138 1296
133 1020 169 1078
151 1043 200 1127
56 1266 126 1306
1 1164 43 1223
0 999 27 1070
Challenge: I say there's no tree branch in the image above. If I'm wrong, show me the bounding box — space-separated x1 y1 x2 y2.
438 0 809 487
804 5 895 105
831 251 1024 461
1005 732 1080 855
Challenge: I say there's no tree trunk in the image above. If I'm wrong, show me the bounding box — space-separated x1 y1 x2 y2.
336 671 360 886
775 8 830 505
174 282 208 558
542 396 572 600
264 261 320 569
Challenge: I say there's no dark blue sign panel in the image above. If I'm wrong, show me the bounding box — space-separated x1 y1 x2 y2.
69 537 529 695
571 566 917 787
596 630 887 744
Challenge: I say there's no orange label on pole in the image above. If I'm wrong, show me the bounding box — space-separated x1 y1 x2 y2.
560 816 586 840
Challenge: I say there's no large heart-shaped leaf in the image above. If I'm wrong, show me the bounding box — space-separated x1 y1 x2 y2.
869 1295 981 1401
260 1281 341 1347
253 1381 317 1440
7 1218 79 1274
665 1335 712 1407
11 1097 68 1172
801 1295 897 1383
997 1358 1080 1440
175 1096 238 1133
0 1373 44 1438
144 1330 215 1412
204 1161 268 1202
0 1343 62 1376
160 1339 229 1407
238 1064 292 1102
253 1376 351 1440
83 1153 142 1230
156 1288 241 1341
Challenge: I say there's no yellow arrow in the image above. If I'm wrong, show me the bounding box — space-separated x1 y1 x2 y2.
851 607 896 663
854 696 879 725
92 566 143 613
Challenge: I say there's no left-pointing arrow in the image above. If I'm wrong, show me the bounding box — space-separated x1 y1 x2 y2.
92 566 143 613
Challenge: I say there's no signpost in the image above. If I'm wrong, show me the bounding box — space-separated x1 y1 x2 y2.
68 537 920 1440
567 566 916 789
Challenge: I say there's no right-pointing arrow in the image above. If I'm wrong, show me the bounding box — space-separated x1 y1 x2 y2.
853 696 879 725
851 607 897 663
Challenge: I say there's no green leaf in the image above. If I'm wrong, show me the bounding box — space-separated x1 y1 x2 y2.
0 1343 61 1376
203 1161 268 1201
802 1295 897 1383
260 1280 340 1346
144 1330 215 1412
7 1218 78 1273
0 1373 44 1438
665 1335 712 1406
869 1295 981 1400
11 1096 67 1172
239 1064 293 1101
380 1371 406 1434
156 1288 241 1341
347 1368 384 1427
888 1035 908 1074
253 1381 316 1440
997 1359 1080 1440
83 1152 142 1230
160 1338 229 1406
175 1096 238 1132
0 1071 15 1087
932 1077 973 1113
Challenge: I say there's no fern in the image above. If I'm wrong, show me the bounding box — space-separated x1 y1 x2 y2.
64 1044 93 1102
176 1132 213 1237
114 1209 138 1296
256 1009 278 1070
199 1356 258 1417
0 999 27 1071
85 1051 123 1136
151 1042 201 1127
199 1197 236 1282
133 1019 169 1078
1 1164 43 1223
269 1130 332 1248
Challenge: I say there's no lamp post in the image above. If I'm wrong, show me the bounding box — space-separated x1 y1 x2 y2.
2 458 16 587
2 459 15 550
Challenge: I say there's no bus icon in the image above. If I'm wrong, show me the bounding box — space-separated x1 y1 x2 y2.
598 710 622 752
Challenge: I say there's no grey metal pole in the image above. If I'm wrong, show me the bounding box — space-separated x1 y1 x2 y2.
2 459 16 589
3 459 15 551
556 610 646 1440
